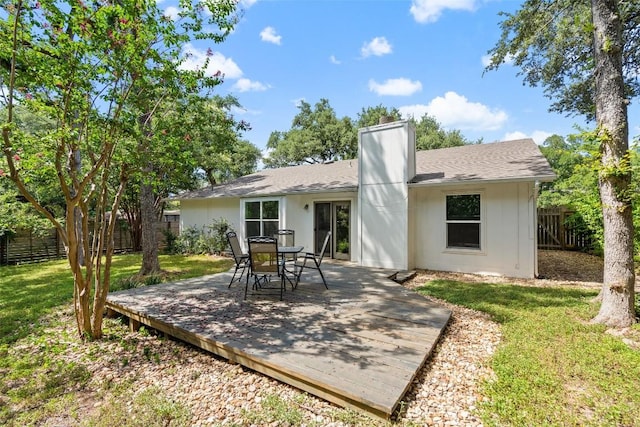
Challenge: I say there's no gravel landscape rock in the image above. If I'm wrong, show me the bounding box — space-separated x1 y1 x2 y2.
41 250 613 426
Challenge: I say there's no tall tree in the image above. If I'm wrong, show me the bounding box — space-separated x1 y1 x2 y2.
590 0 634 326
118 93 257 269
410 114 479 150
0 106 63 237
1 0 239 339
264 99 355 167
354 104 402 128
487 0 637 327
187 95 258 186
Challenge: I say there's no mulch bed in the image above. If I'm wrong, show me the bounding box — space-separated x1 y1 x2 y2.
538 249 604 284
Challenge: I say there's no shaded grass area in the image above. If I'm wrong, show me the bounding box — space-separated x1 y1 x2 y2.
0 254 232 345
0 253 232 426
415 280 640 427
4 253 640 426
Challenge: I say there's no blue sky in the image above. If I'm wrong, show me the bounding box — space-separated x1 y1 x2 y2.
167 0 640 154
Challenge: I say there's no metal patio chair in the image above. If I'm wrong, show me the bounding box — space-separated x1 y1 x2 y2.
273 229 295 247
226 231 249 288
274 228 297 267
246 236 285 300
294 231 331 289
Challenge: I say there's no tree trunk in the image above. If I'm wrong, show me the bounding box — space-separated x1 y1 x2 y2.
91 174 127 339
139 179 161 275
123 204 142 251
590 0 636 327
138 111 162 276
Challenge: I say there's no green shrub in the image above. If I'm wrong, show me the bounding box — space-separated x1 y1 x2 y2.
205 217 231 255
171 218 231 256
162 229 179 254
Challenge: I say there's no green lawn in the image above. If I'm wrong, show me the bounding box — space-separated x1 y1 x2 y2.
0 254 232 426
0 253 233 345
414 280 640 427
1 255 639 426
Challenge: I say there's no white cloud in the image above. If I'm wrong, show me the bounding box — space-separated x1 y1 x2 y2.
292 98 305 107
481 53 515 67
398 91 508 131
410 0 478 24
369 78 422 96
239 0 258 7
503 130 553 145
329 55 341 65
260 26 282 45
361 36 392 58
164 6 180 21
231 105 261 116
232 78 270 92
179 44 243 79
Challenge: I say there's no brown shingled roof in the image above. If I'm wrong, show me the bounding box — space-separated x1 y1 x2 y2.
176 159 359 199
174 138 555 200
412 138 556 185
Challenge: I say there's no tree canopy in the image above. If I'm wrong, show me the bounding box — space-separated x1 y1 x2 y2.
188 95 260 186
488 0 636 327
0 105 61 237
264 100 478 167
410 114 480 150
486 0 640 120
264 99 355 167
1 0 241 338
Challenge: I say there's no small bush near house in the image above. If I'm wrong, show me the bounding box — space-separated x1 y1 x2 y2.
205 217 231 255
171 218 231 256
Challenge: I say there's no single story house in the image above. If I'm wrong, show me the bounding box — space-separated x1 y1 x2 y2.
175 120 556 278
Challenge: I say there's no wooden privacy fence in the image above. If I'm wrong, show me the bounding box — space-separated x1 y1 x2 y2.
0 219 179 265
537 207 593 250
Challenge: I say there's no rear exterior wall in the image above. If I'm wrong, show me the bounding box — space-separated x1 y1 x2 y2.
411 181 537 278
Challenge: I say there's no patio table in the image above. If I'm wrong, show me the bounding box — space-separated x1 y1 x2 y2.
279 245 303 288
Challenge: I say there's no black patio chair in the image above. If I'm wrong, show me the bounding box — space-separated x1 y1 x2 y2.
246 236 285 300
273 229 295 247
274 228 296 266
294 231 331 290
226 231 249 288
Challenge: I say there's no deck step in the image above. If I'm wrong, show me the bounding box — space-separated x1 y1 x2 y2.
390 270 417 283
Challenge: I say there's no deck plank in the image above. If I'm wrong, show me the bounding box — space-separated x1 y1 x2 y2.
105 262 451 420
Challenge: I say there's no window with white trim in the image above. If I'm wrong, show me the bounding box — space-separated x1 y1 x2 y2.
245 200 279 237
446 194 481 249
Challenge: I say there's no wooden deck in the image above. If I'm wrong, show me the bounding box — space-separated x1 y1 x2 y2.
105 262 451 420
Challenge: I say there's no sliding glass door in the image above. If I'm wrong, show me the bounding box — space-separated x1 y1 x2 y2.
313 201 350 260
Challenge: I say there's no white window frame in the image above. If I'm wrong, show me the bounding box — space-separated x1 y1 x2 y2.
443 191 485 253
242 198 281 237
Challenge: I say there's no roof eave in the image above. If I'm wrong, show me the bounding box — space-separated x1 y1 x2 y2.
408 174 557 188
173 185 359 201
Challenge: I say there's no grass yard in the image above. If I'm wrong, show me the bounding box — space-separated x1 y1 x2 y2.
414 280 640 427
0 253 233 426
1 253 639 426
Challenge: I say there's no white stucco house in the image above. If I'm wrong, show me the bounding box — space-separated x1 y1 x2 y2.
175 120 556 278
